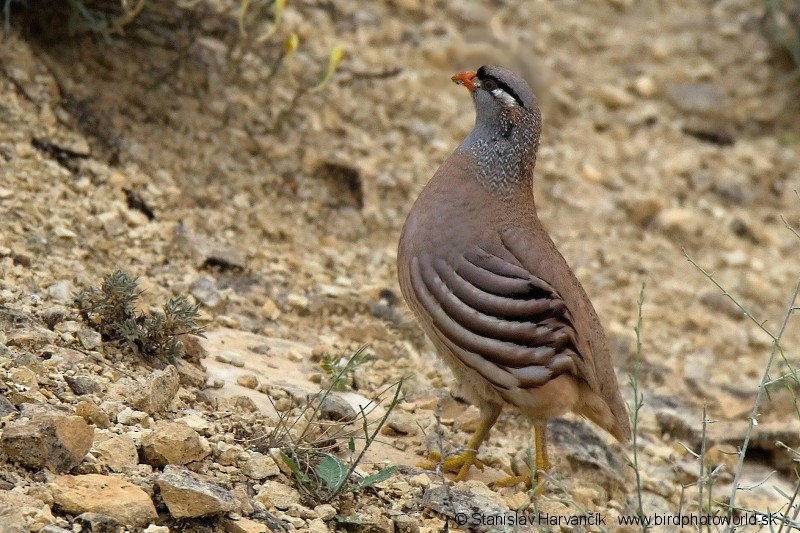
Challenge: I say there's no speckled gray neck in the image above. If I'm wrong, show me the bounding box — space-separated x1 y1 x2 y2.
463 107 541 199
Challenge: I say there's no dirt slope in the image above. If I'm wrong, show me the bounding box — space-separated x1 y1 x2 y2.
0 0 799 531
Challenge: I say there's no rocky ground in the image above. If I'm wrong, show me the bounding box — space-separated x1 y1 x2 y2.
0 0 799 531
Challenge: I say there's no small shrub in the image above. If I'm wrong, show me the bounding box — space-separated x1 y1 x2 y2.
268 347 403 504
74 268 204 360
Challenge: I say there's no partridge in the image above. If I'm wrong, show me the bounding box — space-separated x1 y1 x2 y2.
397 65 630 487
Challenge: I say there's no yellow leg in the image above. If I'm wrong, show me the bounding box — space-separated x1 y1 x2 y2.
422 403 502 481
490 420 551 492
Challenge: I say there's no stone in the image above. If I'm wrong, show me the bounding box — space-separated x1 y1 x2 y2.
109 366 179 414
306 518 329 533
77 329 102 351
173 224 247 270
423 483 510 533
91 431 138 473
65 375 105 396
241 451 280 480
9 367 38 389
625 196 663 226
142 526 170 533
665 82 728 114
5 327 57 350
383 411 417 436
654 207 701 239
0 394 18 417
213 441 242 466
190 276 223 309
255 480 301 510
75 401 111 428
0 491 55 532
633 75 656 97
236 373 258 389
40 526 72 533
141 420 210 466
50 474 157 528
73 512 120 533
314 504 337 521
699 291 744 321
157 464 236 518
175 410 212 434
596 84 634 108
222 517 277 533
1 412 94 472
286 293 309 311
548 418 628 492
115 407 150 426
316 392 357 422
173 357 207 388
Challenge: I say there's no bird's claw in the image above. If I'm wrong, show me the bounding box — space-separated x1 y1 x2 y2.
421 450 485 480
488 469 548 495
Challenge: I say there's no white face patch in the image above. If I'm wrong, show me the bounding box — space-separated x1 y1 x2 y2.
491 87 518 108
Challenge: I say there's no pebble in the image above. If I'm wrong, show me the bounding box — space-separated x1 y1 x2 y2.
665 83 728 114
9 366 38 389
77 328 102 350
73 512 120 533
91 431 138 473
286 293 310 311
46 280 74 302
115 365 180 415
241 451 280 479
596 84 635 108
314 503 337 521
236 373 259 389
1 411 94 472
50 474 157 528
141 420 210 466
0 491 55 531
157 464 236 518
633 75 656 97
190 276 223 308
217 351 245 367
255 480 301 510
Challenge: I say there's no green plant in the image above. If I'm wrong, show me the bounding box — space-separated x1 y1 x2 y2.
263 31 345 133
74 268 204 360
268 347 403 504
685 202 800 532
319 348 370 392
627 282 649 531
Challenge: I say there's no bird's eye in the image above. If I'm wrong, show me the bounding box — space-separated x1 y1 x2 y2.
482 78 498 91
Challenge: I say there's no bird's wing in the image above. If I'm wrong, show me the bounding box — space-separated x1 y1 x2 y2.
407 234 584 392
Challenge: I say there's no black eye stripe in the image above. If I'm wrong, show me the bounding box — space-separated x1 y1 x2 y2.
476 69 524 108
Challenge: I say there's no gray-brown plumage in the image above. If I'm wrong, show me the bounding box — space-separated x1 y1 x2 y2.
397 65 630 485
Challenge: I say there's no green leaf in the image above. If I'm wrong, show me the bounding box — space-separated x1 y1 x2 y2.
348 436 355 453
282 452 311 486
316 454 347 491
334 515 371 525
357 466 397 488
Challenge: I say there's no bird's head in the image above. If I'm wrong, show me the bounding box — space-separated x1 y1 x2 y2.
452 65 541 137
451 65 543 194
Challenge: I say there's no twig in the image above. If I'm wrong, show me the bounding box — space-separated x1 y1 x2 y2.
685 251 800 530
628 282 648 531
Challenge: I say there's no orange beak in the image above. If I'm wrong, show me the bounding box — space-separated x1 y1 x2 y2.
451 71 477 92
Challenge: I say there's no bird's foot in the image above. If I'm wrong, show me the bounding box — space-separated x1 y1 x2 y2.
421 450 485 480
489 468 549 495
